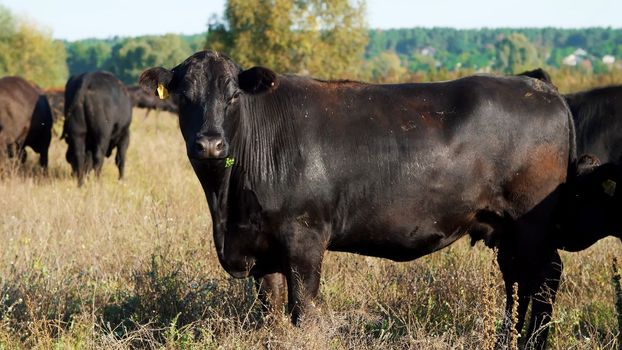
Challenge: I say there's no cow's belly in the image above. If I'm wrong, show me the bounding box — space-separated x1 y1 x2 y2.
327 213 472 262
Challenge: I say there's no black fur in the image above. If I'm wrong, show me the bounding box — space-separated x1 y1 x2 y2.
238 66 278 94
63 71 132 186
0 76 52 168
141 51 575 349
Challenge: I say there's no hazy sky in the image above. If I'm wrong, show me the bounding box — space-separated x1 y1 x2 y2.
2 0 621 41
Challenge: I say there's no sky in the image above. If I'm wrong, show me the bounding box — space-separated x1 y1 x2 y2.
1 0 621 41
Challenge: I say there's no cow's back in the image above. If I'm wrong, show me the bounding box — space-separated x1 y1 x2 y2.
64 72 132 140
235 74 573 260
0 77 41 148
566 85 622 163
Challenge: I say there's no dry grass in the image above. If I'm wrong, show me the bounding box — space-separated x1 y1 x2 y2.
0 109 621 349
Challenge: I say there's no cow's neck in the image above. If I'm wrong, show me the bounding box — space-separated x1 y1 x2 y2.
192 150 267 235
228 84 302 193
198 83 305 251
192 161 232 228
556 193 621 251
559 227 618 252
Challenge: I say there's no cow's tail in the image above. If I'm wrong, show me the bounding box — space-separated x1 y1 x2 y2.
61 78 87 140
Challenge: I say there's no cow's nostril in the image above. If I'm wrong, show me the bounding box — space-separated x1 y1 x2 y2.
215 141 224 151
195 141 206 152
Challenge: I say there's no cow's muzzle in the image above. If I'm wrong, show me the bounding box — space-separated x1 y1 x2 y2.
191 136 228 159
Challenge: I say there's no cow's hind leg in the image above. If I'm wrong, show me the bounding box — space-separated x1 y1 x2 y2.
115 130 130 180
38 147 48 169
496 247 531 349
72 136 88 186
6 142 15 158
92 144 105 178
282 223 325 325
255 272 287 317
18 146 27 164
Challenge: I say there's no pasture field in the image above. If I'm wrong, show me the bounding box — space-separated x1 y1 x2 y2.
0 109 620 349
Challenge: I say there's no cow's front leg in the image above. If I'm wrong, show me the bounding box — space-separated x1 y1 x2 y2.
497 233 560 349
496 241 533 349
524 251 562 350
281 224 325 325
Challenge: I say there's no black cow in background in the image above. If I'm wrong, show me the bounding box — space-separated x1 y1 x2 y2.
556 154 622 251
0 76 53 168
127 85 178 115
63 71 132 186
518 68 622 164
517 68 553 87
141 51 575 349
567 86 622 164
517 70 622 241
43 85 177 124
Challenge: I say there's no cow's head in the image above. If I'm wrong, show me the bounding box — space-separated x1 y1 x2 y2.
564 155 622 248
139 51 278 161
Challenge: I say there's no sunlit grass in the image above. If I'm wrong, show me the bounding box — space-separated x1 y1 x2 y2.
0 109 620 349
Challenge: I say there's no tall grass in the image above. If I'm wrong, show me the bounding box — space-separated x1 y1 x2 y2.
0 109 620 349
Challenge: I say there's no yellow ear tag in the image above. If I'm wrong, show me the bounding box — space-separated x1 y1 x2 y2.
602 179 617 197
157 83 169 100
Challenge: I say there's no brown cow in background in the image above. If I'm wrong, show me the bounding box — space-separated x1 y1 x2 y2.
0 76 53 168
44 87 65 123
127 85 178 115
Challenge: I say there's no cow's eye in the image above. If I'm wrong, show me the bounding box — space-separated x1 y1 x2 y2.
226 92 239 106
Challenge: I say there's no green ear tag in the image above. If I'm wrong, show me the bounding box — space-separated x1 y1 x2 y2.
224 157 235 168
602 179 617 197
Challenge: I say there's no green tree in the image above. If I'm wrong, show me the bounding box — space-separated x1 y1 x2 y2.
0 5 68 87
367 51 407 83
106 34 192 84
407 52 437 75
494 32 542 74
207 0 368 79
66 41 112 76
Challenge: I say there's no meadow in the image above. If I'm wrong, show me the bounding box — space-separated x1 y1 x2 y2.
0 109 620 349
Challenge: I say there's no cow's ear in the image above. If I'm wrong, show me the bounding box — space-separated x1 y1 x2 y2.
139 67 173 98
238 66 278 94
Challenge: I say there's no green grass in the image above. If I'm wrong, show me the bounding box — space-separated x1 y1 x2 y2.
0 109 620 349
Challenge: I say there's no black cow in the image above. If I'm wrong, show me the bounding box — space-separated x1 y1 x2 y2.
516 71 622 243
0 76 53 168
517 68 553 86
63 71 132 186
556 154 622 251
140 51 575 349
518 69 622 164
127 85 178 115
566 86 622 164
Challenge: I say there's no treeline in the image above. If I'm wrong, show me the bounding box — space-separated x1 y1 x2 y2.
367 27 622 74
2 2 622 92
0 5 67 87
66 34 204 84
58 27 622 91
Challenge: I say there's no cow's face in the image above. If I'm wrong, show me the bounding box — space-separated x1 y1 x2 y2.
139 51 277 161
